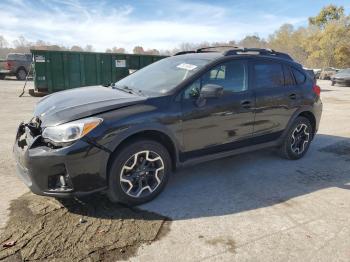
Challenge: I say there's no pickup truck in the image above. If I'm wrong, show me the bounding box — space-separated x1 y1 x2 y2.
0 53 32 80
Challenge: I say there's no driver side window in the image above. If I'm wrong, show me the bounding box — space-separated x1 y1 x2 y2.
184 60 247 99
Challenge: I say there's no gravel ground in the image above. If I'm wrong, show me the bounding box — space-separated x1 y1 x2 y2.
0 79 350 261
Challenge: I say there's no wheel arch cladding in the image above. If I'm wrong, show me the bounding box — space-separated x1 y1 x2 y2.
106 130 177 179
297 111 316 136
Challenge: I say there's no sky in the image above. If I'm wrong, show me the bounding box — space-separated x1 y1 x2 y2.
0 0 349 52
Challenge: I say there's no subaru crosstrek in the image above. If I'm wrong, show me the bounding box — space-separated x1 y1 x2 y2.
13 47 322 205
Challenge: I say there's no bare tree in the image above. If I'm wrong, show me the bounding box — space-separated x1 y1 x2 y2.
12 35 31 53
84 45 94 52
71 45 84 51
0 35 9 49
112 47 125 53
133 46 145 54
144 49 160 55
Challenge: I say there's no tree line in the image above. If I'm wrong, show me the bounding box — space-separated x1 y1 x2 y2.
0 5 349 68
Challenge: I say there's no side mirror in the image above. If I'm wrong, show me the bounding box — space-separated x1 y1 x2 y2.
200 84 223 98
103 81 112 87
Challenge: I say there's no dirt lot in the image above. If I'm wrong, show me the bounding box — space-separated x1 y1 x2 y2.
1 79 350 261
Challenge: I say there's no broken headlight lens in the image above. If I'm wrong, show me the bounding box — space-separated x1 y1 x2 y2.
42 117 102 143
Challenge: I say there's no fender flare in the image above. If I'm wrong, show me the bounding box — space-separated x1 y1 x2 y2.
279 106 316 143
106 122 181 165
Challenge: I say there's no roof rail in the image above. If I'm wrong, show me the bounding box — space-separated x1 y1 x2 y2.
174 46 239 56
223 48 293 61
174 51 197 56
196 45 240 53
173 46 294 61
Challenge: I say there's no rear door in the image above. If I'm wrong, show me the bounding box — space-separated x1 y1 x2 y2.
252 60 301 138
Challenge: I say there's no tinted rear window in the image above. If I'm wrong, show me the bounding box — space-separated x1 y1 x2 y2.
253 62 284 88
292 68 306 84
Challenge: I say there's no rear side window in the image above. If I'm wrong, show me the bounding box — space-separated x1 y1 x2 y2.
292 68 306 85
253 62 284 89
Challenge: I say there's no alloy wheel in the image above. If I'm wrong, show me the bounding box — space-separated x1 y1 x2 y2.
290 123 310 155
120 150 165 198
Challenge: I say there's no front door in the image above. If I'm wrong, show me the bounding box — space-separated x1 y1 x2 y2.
180 59 255 160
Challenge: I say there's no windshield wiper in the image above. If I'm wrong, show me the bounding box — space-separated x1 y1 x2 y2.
112 84 145 96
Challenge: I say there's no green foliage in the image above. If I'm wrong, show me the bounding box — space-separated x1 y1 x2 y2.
239 35 267 48
309 5 345 28
268 5 350 68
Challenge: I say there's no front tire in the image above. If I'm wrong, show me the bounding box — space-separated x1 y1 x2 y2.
107 139 171 206
280 117 313 160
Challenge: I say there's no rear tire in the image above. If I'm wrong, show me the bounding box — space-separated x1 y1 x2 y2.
331 81 335 86
107 139 171 206
0 74 5 80
16 68 27 80
279 117 313 160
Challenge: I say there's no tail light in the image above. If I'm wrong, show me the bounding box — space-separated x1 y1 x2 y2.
5 61 13 70
312 84 321 96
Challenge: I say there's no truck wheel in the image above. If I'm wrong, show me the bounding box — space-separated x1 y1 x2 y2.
16 68 27 80
279 117 312 160
0 74 5 80
107 139 172 206
331 81 335 86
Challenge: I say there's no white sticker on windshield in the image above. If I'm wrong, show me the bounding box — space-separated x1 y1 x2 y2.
176 63 197 71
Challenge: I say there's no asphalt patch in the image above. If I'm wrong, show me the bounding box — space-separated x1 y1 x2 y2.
0 193 169 261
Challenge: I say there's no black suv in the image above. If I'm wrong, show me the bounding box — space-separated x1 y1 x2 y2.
14 47 322 205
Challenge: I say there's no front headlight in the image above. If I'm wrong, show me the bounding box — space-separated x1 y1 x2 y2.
42 117 102 143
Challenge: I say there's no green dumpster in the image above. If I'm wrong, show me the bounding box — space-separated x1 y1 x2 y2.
31 50 167 93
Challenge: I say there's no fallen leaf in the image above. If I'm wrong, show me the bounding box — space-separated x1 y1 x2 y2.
3 241 16 248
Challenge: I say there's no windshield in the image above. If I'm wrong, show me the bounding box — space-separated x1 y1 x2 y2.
114 55 214 95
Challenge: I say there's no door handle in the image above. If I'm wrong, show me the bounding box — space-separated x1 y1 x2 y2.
241 100 252 109
289 93 297 100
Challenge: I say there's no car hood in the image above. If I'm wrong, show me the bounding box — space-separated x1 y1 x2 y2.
34 86 147 127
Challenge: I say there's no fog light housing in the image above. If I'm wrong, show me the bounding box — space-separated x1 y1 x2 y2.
48 174 73 192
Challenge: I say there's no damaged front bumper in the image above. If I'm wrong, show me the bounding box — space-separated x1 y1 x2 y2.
13 122 109 197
